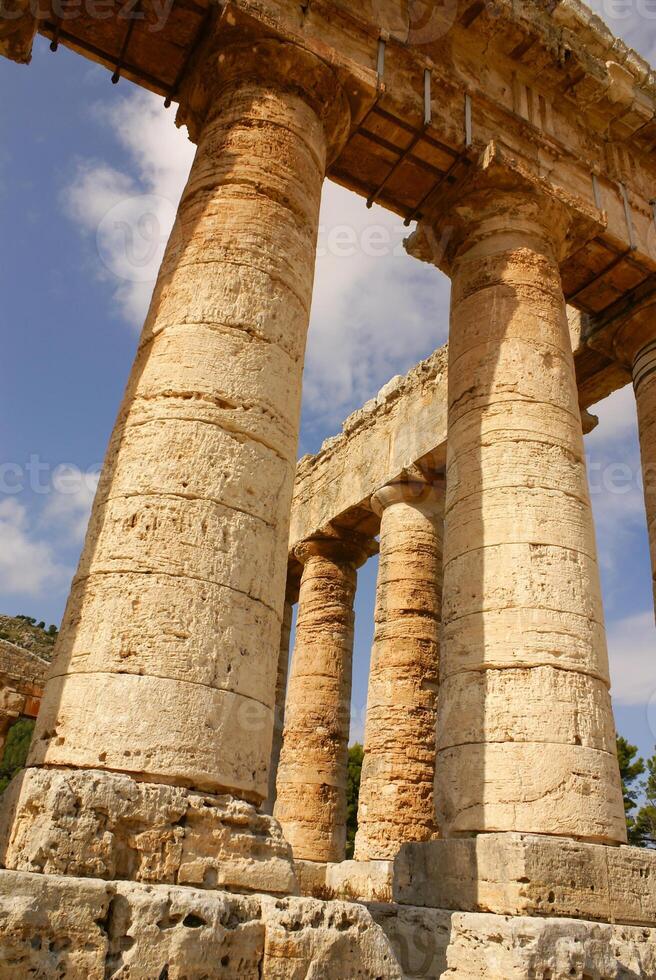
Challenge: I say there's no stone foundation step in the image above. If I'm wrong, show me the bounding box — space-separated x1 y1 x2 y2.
1 868 656 978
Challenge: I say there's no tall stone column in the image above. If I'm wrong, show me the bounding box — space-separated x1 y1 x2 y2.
354 479 443 861
274 532 374 863
410 149 626 843
0 37 350 888
611 296 656 614
262 572 300 816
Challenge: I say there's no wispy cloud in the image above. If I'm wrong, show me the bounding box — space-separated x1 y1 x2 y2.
0 499 69 597
61 91 450 446
608 610 656 705
41 467 99 545
61 90 195 323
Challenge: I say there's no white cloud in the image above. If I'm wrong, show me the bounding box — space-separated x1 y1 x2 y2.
41 467 99 546
608 610 656 705
0 500 68 597
62 90 195 323
585 386 647 591
305 182 449 433
586 0 656 63
62 92 450 440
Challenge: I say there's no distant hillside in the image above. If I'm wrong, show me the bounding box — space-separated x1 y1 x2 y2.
0 615 57 662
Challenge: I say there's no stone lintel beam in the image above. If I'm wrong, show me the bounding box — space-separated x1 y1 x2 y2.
274 529 376 864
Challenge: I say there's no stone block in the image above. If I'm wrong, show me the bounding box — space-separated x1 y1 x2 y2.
1 868 656 978
0 869 403 980
326 860 394 902
0 767 297 897
394 833 656 926
295 859 393 902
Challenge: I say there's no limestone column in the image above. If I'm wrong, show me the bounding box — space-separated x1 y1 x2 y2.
611 296 656 614
274 532 374 863
263 572 300 815
354 479 443 861
0 36 350 882
411 154 626 843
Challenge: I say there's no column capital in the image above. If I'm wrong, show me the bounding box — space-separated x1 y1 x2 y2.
406 141 604 276
371 478 445 519
177 12 351 160
293 529 376 569
0 0 37 64
609 291 656 370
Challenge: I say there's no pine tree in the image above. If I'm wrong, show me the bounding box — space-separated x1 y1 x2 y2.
616 735 645 845
0 719 35 795
345 743 364 859
634 750 656 848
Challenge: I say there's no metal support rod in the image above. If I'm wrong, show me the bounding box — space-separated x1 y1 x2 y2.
40 22 171 94
403 153 467 226
112 3 141 85
377 38 386 87
619 182 637 251
592 173 603 212
366 123 430 209
424 69 432 127
564 247 632 304
465 93 473 147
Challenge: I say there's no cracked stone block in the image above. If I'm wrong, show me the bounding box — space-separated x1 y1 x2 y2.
0 767 297 896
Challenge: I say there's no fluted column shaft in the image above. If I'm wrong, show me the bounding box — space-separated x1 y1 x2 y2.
11 43 349 806
436 191 625 842
355 480 444 861
275 534 373 862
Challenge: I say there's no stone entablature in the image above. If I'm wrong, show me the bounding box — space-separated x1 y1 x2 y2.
290 310 622 557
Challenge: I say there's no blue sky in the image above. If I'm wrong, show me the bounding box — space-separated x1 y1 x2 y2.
0 4 655 764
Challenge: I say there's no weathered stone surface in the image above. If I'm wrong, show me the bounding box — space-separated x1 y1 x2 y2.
445 915 656 979
274 542 358 866
21 43 349 816
394 833 656 927
0 0 36 64
0 768 297 896
355 480 443 862
3 867 656 978
295 859 394 903
424 170 625 843
0 869 403 980
263 580 299 816
275 533 374 863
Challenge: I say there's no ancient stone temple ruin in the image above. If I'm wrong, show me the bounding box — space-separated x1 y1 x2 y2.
1 0 656 975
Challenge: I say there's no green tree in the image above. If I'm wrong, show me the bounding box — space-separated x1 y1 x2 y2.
634 751 656 848
345 743 364 859
0 719 35 794
616 735 645 845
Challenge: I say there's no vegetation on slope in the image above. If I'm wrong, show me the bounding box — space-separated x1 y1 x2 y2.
0 614 57 662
